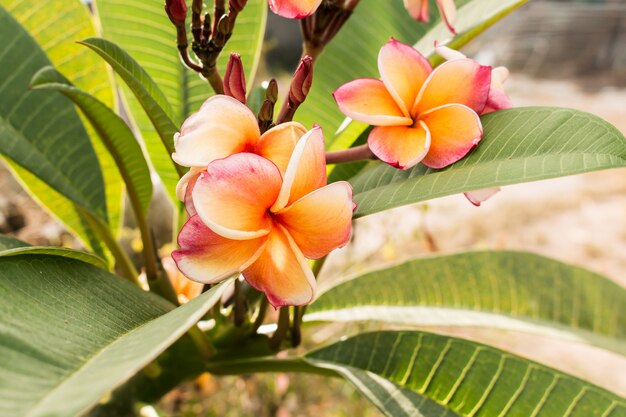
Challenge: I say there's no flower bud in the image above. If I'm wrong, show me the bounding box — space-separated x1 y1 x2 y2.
229 0 247 13
224 53 247 104
266 79 278 104
165 0 188 24
258 99 274 124
289 55 313 106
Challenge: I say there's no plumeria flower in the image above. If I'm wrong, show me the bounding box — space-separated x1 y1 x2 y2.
436 43 514 206
334 38 491 170
404 0 457 34
173 128 355 307
162 256 203 304
173 95 308 211
269 0 323 19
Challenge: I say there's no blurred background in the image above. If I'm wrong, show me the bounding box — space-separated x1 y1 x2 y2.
1 0 625 415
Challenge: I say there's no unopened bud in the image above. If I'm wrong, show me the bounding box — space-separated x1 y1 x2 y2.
266 79 278 104
165 0 188 24
258 99 274 124
289 55 313 106
224 53 246 104
229 0 247 13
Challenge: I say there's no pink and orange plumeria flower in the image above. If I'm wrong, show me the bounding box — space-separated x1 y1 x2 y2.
334 38 491 170
173 95 310 211
269 0 323 19
404 0 457 34
173 126 355 307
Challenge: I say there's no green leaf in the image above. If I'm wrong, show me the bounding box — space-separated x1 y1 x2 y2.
0 6 107 222
306 331 626 417
0 234 29 250
31 66 153 214
307 251 626 356
94 0 268 200
1 0 123 239
0 246 107 269
297 0 526 150
351 107 626 217
0 254 228 417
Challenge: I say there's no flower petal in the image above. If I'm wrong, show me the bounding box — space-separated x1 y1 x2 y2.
483 67 512 114
436 0 457 34
333 78 413 126
172 215 267 284
420 103 482 169
275 182 354 259
464 187 501 206
403 0 429 21
269 0 322 19
272 126 327 211
256 122 307 174
243 225 315 307
172 95 260 167
192 153 281 240
414 59 491 115
367 122 431 170
378 39 432 116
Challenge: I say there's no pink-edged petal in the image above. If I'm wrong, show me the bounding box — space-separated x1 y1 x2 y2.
172 95 260 167
176 167 203 201
420 103 482 169
256 122 307 174
172 215 267 284
368 122 431 170
483 67 512 114
272 126 326 211
333 78 413 127
378 39 432 115
403 0 429 21
275 182 354 259
243 225 315 307
269 0 322 19
464 187 501 206
436 0 457 34
434 44 466 61
182 168 203 216
414 59 491 115
192 153 281 240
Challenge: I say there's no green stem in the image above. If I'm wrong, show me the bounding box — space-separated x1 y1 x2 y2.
251 297 268 333
269 307 290 350
79 208 139 285
205 357 339 377
188 325 217 359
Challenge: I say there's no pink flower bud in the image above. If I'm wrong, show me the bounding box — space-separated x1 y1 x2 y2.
224 53 247 104
229 0 247 13
289 55 313 106
165 0 188 24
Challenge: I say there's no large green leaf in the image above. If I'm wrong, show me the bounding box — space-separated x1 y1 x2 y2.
0 246 107 269
307 251 626 356
306 331 626 417
1 0 122 240
94 0 267 200
0 234 29 250
0 254 228 417
296 0 526 150
31 66 153 214
351 107 626 217
0 6 107 222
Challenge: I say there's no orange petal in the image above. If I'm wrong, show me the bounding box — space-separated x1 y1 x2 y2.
414 59 491 115
379 39 432 115
243 225 315 307
192 153 281 240
436 0 457 34
275 182 354 259
172 215 267 284
256 122 307 174
269 0 322 19
420 103 483 169
367 122 431 170
172 95 260 167
272 126 327 211
403 0 429 21
333 78 413 127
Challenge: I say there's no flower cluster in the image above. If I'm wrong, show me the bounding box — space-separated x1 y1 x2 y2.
172 96 355 307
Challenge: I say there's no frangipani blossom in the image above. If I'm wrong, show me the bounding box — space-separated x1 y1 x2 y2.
269 0 323 19
404 0 457 34
334 39 491 170
173 95 307 209
173 128 355 307
436 44 514 205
